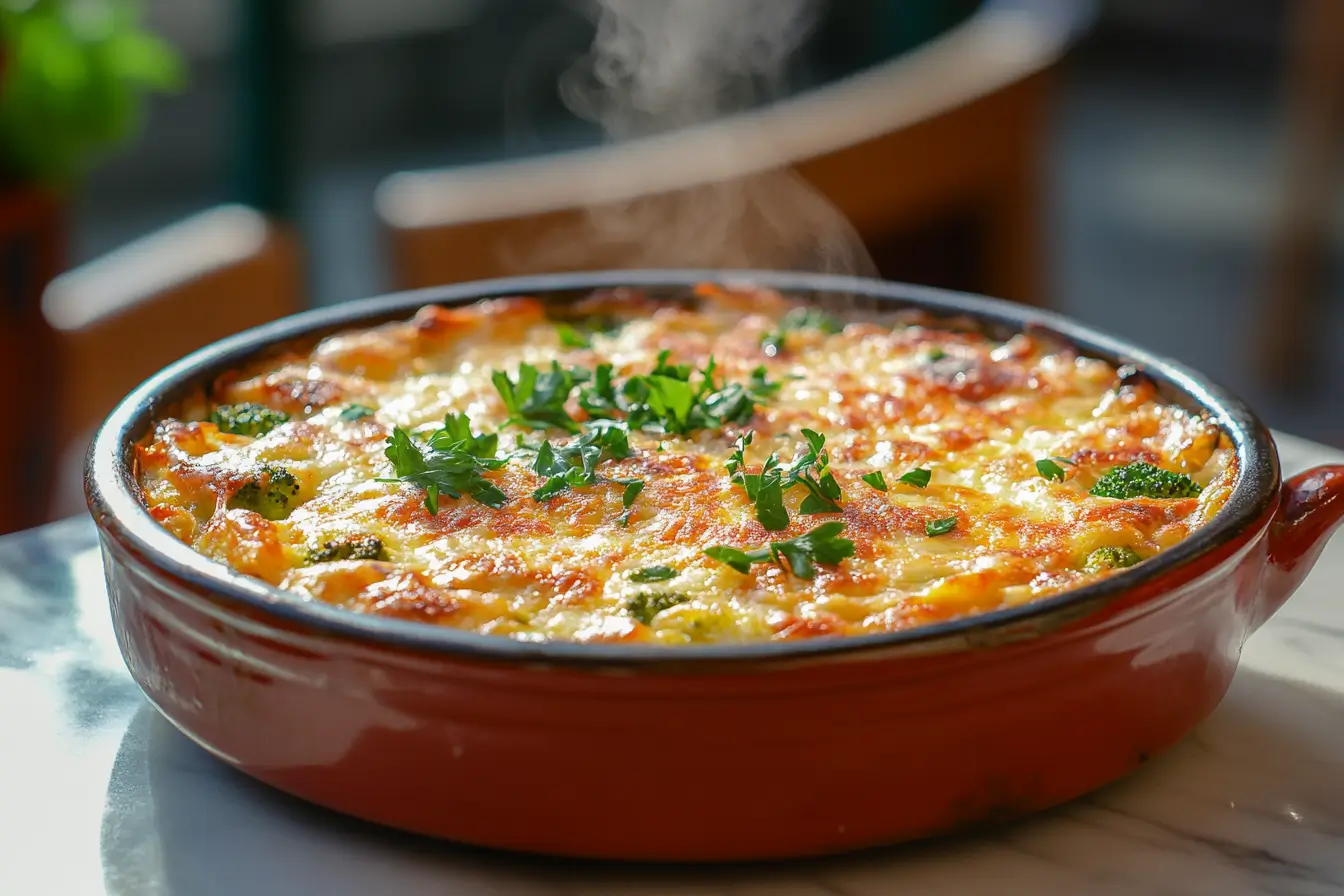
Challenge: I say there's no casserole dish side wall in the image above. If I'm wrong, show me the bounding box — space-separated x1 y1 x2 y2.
88 272 1344 860
100 509 1269 861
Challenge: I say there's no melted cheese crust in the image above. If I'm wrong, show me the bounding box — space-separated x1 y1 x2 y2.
136 286 1236 645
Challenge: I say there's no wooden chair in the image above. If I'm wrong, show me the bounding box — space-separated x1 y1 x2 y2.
0 188 65 534
1261 0 1344 388
41 204 302 520
376 0 1087 305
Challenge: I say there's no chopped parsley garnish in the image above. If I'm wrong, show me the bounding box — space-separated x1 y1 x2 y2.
760 307 844 357
578 362 621 419
491 362 586 433
630 565 678 583
726 432 788 531
1036 458 1071 482
210 402 290 437
726 429 845 531
861 471 888 491
574 352 767 436
337 403 376 422
747 365 782 397
925 516 958 537
898 468 932 489
626 591 690 625
790 429 844 514
555 324 591 349
1089 462 1202 500
378 414 507 514
704 521 855 580
617 479 644 525
527 426 640 524
624 353 758 434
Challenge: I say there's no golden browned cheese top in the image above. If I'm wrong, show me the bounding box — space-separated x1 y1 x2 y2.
136 286 1236 645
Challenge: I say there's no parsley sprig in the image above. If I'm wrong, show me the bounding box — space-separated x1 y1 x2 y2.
491 362 587 433
496 352 776 437
530 424 634 498
378 413 507 513
704 521 855 580
526 424 644 523
725 429 845 531
621 353 760 435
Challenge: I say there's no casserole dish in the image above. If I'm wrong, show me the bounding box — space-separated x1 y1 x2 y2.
87 271 1344 861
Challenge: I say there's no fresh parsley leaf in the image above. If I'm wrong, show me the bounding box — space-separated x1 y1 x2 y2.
925 516 958 537
338 403 375 422
748 365 782 397
725 431 788 531
702 544 774 574
433 412 502 462
622 355 762 435
378 421 507 514
898 468 932 489
643 374 696 429
726 431 753 480
617 478 644 525
1036 458 1068 482
861 471 887 491
492 362 584 433
529 426 637 503
786 429 843 514
555 323 591 349
704 521 855 580
727 429 846 529
578 363 622 419
630 565 677 583
754 476 790 530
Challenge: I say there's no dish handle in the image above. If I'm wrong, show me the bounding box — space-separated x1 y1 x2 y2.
1255 465 1344 630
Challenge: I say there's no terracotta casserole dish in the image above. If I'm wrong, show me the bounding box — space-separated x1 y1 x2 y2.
87 271 1344 862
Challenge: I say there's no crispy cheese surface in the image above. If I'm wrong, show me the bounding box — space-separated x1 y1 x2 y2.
136 286 1236 645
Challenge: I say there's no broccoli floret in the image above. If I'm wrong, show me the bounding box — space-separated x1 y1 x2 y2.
307 534 387 564
625 591 690 626
1085 545 1143 573
227 465 300 520
210 403 290 437
1089 462 1202 500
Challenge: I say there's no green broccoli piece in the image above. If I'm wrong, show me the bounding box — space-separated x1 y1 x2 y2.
227 465 300 520
210 403 290 437
625 591 690 626
1084 545 1144 573
1089 462 1202 500
306 534 387 564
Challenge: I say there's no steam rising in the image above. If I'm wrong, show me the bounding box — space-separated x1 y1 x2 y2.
562 0 819 139
532 0 876 276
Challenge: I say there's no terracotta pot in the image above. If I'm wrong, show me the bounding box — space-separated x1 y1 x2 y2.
86 272 1344 861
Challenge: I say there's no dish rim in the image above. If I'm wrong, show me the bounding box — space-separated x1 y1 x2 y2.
86 269 1281 666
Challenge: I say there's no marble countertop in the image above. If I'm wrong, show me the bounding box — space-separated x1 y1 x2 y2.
3 432 1343 895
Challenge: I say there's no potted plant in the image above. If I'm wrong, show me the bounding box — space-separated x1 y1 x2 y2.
0 0 181 533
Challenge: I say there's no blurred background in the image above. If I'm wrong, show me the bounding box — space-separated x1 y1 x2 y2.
2 0 1342 534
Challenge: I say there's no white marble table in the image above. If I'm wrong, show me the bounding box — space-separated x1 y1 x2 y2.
3 433 1342 896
